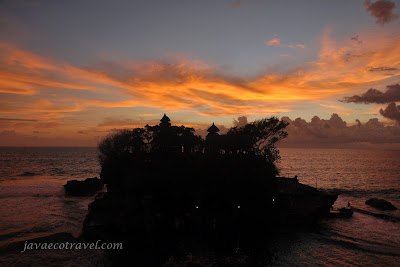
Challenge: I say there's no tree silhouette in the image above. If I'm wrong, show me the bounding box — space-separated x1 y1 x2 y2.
224 116 288 164
98 115 289 191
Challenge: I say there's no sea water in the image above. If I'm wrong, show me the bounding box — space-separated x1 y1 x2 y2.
275 148 400 266
0 147 399 266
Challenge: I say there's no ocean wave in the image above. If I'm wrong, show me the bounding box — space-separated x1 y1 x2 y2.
0 177 16 182
0 232 76 250
32 194 55 198
353 208 400 222
0 188 64 199
47 168 67 176
326 188 400 196
320 231 400 257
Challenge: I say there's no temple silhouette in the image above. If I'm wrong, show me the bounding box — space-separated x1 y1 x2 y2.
83 114 338 266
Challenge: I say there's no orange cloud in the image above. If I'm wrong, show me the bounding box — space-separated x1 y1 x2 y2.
266 38 281 46
1 27 400 125
265 36 305 49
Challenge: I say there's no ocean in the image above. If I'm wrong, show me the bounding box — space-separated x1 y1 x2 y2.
276 148 400 266
0 147 399 266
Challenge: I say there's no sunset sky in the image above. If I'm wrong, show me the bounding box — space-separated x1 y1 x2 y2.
1 0 400 147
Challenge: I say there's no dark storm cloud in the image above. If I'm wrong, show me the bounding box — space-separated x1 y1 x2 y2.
364 0 399 25
380 102 400 123
280 113 400 148
0 117 37 122
367 66 398 72
341 84 400 104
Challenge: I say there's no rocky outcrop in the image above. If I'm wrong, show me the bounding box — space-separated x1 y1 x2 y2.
82 178 339 241
365 198 397 210
81 177 339 265
274 178 339 225
64 177 103 196
82 192 118 241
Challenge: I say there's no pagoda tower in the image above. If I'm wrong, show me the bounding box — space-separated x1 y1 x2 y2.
159 113 171 128
206 122 220 139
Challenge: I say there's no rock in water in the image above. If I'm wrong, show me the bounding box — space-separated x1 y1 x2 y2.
365 198 397 210
64 177 103 196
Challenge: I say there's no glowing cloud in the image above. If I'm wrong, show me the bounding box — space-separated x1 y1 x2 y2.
1 25 400 145
265 36 305 49
266 38 281 47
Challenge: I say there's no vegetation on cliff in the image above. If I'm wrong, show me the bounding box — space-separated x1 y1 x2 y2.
97 115 288 196
83 115 338 265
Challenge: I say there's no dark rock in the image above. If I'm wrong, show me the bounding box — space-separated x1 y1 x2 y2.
64 177 103 196
273 178 339 225
365 198 397 210
83 192 117 241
